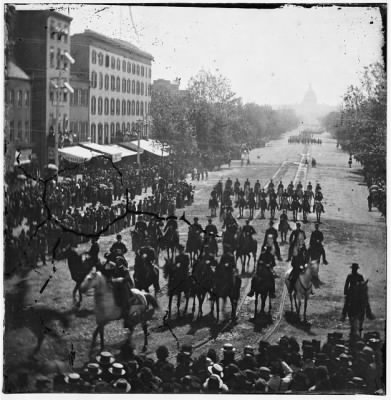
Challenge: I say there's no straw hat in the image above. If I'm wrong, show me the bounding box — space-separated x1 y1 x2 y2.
96 351 115 366
112 378 131 393
108 363 126 378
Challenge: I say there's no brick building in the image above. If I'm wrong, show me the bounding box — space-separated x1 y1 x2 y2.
71 30 153 144
69 72 89 144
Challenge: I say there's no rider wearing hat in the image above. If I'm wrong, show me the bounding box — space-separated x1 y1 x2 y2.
86 236 100 268
309 223 328 265
242 219 256 237
263 220 282 261
174 245 190 272
135 238 160 293
222 208 238 232
192 217 203 236
218 245 238 283
287 236 309 292
341 263 375 321
205 218 218 255
110 234 128 255
135 216 148 237
287 223 306 262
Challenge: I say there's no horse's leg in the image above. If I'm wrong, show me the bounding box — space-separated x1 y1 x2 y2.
254 293 258 319
168 294 173 319
303 296 308 322
90 325 100 356
177 292 181 318
99 325 104 351
72 283 79 305
268 291 272 314
216 297 220 322
184 292 189 316
142 322 148 352
289 292 294 312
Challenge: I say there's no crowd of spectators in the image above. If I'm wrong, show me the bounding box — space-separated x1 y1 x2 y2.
25 331 384 394
288 135 322 145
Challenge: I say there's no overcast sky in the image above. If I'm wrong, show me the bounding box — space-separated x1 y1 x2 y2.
15 3 384 106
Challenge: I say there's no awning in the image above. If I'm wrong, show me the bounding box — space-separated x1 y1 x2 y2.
58 146 100 164
14 149 32 165
79 143 122 163
109 144 137 158
119 142 144 154
128 139 170 157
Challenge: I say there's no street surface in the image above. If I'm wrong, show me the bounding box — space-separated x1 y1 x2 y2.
4 128 386 371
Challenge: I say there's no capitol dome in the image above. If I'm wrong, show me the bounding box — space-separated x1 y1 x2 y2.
302 84 318 105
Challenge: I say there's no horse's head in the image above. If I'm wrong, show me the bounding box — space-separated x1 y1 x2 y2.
80 267 101 293
308 260 320 280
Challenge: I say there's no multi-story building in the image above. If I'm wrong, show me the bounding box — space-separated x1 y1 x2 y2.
69 72 89 144
5 61 32 167
13 9 73 169
71 30 153 144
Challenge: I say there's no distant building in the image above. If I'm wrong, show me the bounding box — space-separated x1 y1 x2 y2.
71 30 153 144
152 78 189 97
12 10 73 169
5 61 32 169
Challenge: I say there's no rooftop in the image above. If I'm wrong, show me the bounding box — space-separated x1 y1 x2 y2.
7 61 30 81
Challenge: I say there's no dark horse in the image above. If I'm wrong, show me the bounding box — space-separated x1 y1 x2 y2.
236 230 257 275
259 198 268 219
5 271 70 356
302 198 311 223
291 199 300 222
63 246 94 307
134 255 160 297
347 280 371 339
222 229 238 254
163 258 192 319
159 226 179 260
252 262 275 318
186 227 203 267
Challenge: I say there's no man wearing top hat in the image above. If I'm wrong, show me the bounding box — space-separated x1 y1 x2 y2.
341 263 375 321
204 217 218 256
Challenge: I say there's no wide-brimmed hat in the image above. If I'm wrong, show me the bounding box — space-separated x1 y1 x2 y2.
83 362 102 377
112 378 131 392
222 343 236 352
203 374 224 391
64 373 81 385
108 363 126 377
244 345 255 355
96 351 115 366
208 363 224 378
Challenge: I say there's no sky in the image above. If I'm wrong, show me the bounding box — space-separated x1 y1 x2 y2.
14 3 385 106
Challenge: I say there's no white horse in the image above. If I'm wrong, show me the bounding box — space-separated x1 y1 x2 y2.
80 268 159 354
284 260 320 322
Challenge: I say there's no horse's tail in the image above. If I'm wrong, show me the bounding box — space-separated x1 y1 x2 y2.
145 293 159 310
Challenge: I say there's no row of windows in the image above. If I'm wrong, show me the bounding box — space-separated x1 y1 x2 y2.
69 121 89 140
9 120 30 144
90 122 147 144
49 47 70 70
90 72 151 96
90 97 150 117
91 50 151 78
49 22 69 43
6 89 30 107
49 88 68 104
70 89 89 107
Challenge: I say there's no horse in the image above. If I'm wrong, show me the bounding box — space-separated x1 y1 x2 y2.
163 258 192 319
280 197 290 213
222 229 238 254
314 202 324 223
236 231 257 275
5 271 70 356
204 235 218 257
159 226 179 260
284 260 320 323
191 256 215 318
277 187 284 206
302 198 311 223
186 228 203 267
80 268 159 354
63 246 94 307
211 267 241 322
278 218 291 244
259 198 268 219
209 197 219 218
291 199 300 222
134 255 160 297
131 230 144 254
268 198 278 220
252 262 275 317
347 280 370 339
238 195 246 218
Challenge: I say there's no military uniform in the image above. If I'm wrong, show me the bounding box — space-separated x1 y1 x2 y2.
248 247 276 297
288 244 309 292
263 226 282 260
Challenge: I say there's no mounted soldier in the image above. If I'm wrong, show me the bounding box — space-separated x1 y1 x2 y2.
287 234 309 293
85 236 101 269
217 245 238 286
135 216 148 239
110 234 128 256
262 220 282 261
204 217 218 256
309 223 328 264
287 222 306 262
135 237 160 292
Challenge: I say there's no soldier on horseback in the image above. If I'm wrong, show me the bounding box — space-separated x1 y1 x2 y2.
174 244 190 275
287 223 306 262
267 179 274 193
222 208 238 232
85 236 100 268
135 216 148 238
313 188 324 213
110 234 128 255
217 245 238 284
341 263 375 322
248 188 256 219
263 220 282 261
135 238 160 292
287 236 309 293
309 223 328 264
242 219 256 237
205 218 218 256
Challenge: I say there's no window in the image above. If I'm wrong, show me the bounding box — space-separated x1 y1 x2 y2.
116 77 120 92
63 88 68 103
122 79 126 93
70 92 74 106
73 89 79 106
148 102 150 114
131 100 135 115
116 123 120 134
122 60 126 72
140 101 144 116
99 72 103 89
17 121 22 140
127 122 130 133
73 121 78 133
98 97 103 115
9 121 14 141
63 27 68 44
148 84 151 96
50 23 56 40
91 71 97 88
111 75 115 91
132 63 135 74
122 100 126 115
8 89 14 105
17 90 22 107
98 52 104 66
110 98 115 115
104 98 109 115
110 123 115 140
91 96 96 115
92 50 97 64
149 68 151 78
127 79 130 93
57 48 61 69
127 62 131 73
98 123 103 144
141 66 144 77
141 82 144 96
116 99 120 115
122 122 126 133
127 100 131 115
136 81 140 95
132 80 135 94
136 101 139 116
116 58 120 70
78 90 82 105
24 91 30 106
111 56 115 69
57 24 62 41
136 65 140 75
50 47 55 68
91 123 96 142
105 74 109 90
105 55 110 67
85 122 89 138
81 89 87 106
104 123 109 144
